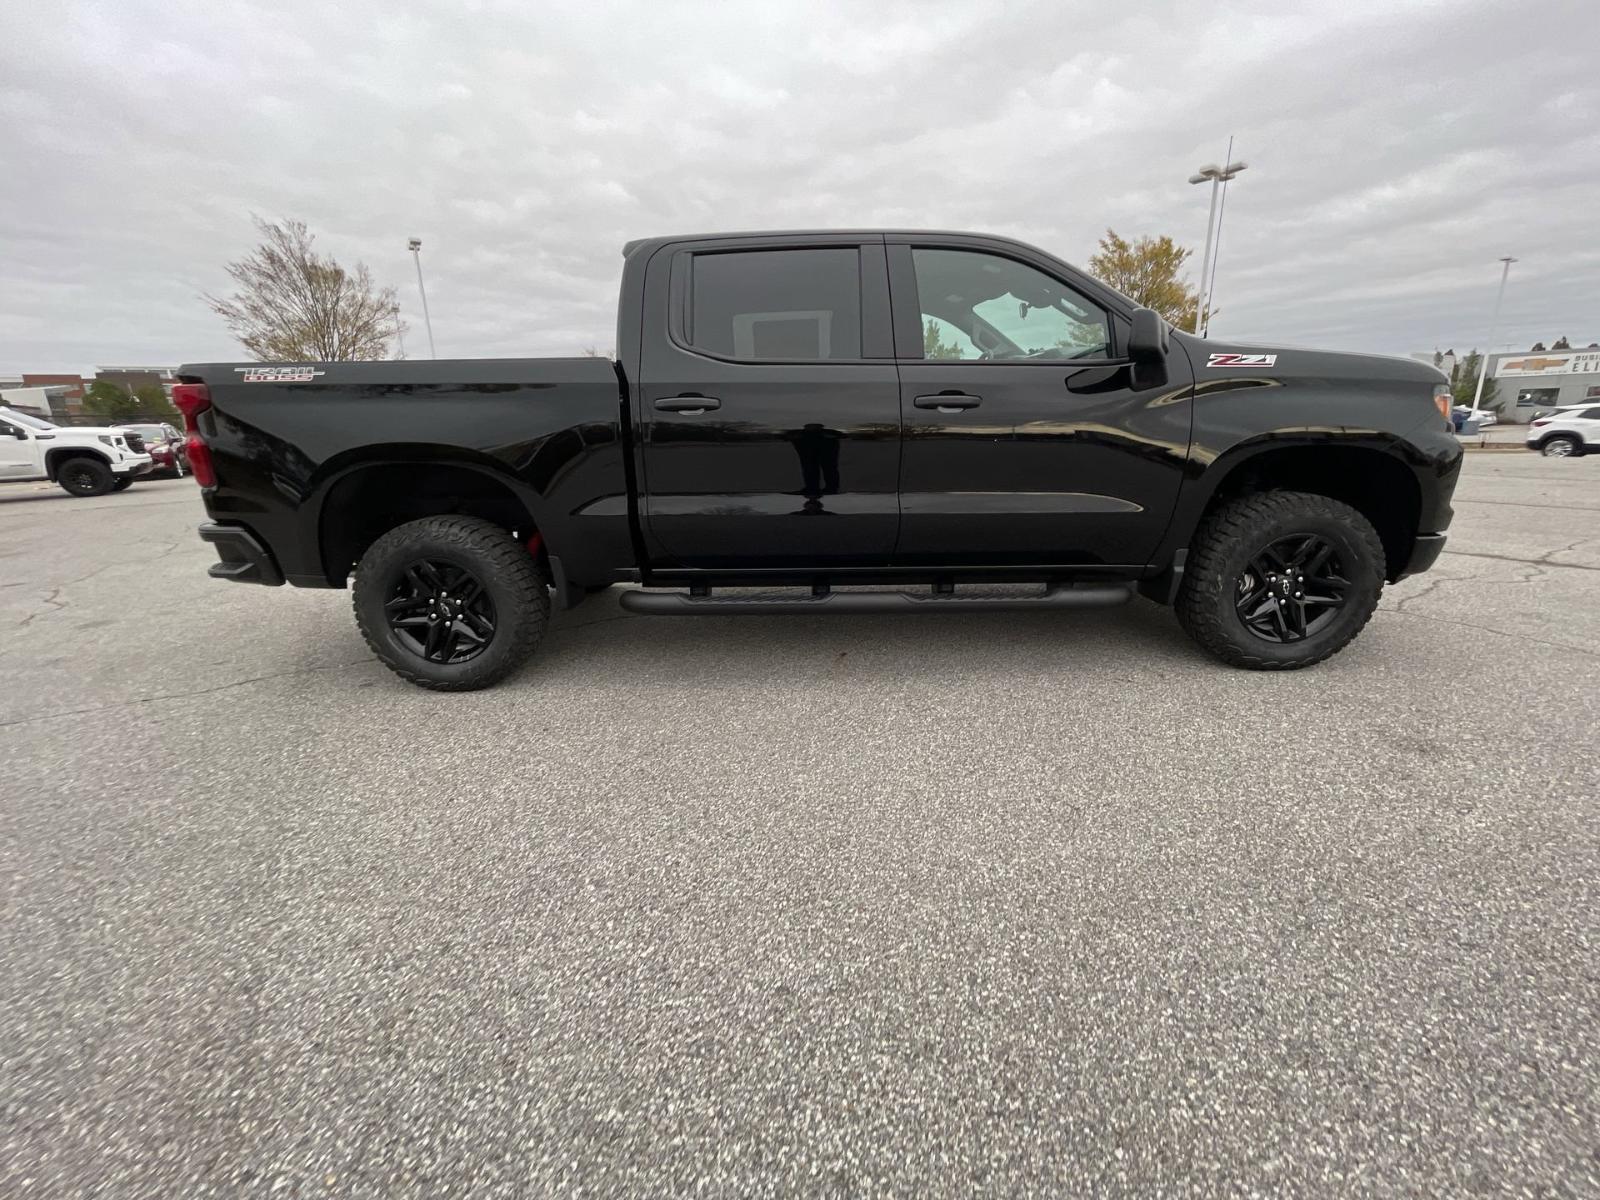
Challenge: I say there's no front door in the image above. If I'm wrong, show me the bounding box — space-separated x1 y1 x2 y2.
636 239 901 569
887 241 1192 569
0 420 36 478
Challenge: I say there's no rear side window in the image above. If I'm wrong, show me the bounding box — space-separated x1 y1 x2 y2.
689 249 862 361
1581 407 1600 420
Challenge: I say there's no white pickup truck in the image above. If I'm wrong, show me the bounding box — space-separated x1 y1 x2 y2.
0 405 154 496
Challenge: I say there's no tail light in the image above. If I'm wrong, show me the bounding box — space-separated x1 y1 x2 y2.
1530 418 1552 428
172 383 216 487
1433 384 1452 425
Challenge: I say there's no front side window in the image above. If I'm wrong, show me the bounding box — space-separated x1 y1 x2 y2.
911 248 1110 361
689 248 862 361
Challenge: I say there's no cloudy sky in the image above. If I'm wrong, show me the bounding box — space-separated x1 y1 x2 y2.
2 0 1596 374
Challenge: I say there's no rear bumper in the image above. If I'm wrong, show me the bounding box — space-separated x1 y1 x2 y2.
1397 532 1447 581
199 522 285 586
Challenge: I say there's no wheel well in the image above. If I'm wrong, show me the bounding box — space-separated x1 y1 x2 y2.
44 447 110 481
319 464 538 585
1202 446 1420 579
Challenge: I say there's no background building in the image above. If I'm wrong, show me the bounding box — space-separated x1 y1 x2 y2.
94 365 177 396
0 385 74 418
21 373 86 411
1487 347 1600 423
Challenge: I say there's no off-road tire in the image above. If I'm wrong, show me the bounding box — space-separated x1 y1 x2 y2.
111 477 135 491
353 515 550 692
1540 435 1581 458
1176 491 1385 670
57 456 114 497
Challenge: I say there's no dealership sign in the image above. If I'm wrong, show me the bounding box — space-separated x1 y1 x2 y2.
1496 351 1600 377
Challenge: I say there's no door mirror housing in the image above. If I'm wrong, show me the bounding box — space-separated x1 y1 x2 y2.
1127 307 1170 390
11 426 26 440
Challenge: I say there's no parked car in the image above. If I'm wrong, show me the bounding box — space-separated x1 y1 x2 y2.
116 422 187 476
1525 405 1600 457
0 405 153 496
178 228 1461 691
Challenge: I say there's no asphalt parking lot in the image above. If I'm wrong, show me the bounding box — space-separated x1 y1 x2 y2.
3 456 1597 1198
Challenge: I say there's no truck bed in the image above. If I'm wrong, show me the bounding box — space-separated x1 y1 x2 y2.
177 357 631 589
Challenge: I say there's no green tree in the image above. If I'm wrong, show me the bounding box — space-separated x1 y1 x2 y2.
1087 229 1205 331
205 217 404 361
132 382 181 422
923 318 967 360
82 380 142 420
1450 351 1500 412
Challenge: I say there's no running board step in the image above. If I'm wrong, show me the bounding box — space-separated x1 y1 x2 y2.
618 583 1134 616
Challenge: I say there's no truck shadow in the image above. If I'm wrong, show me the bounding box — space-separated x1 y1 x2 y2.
533 588 1202 683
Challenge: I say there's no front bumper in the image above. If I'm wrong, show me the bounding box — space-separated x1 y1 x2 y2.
198 523 285 586
113 454 154 476
1397 532 1447 581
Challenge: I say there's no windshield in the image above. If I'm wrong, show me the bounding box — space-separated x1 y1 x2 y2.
0 406 57 431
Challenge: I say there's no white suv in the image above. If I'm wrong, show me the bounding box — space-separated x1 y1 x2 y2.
1525 406 1600 458
0 406 155 496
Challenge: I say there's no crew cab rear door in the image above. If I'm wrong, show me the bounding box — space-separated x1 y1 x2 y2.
634 235 900 569
886 237 1192 569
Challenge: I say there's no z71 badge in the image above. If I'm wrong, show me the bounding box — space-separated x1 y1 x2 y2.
235 366 326 383
1207 353 1277 368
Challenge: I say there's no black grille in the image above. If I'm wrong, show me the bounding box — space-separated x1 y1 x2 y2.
123 433 145 453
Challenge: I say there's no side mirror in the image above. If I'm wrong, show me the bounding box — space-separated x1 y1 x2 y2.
11 427 25 440
1127 307 1170 390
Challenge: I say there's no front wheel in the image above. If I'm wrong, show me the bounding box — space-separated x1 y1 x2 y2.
1541 436 1581 458
57 457 114 497
353 515 551 691
111 477 135 491
1176 491 1385 670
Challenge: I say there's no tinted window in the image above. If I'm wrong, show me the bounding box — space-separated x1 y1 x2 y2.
690 249 862 361
1581 408 1600 420
911 248 1110 361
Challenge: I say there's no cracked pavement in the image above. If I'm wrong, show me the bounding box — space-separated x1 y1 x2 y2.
2 461 1598 1198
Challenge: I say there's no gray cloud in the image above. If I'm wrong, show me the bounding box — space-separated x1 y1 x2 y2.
2 0 1596 374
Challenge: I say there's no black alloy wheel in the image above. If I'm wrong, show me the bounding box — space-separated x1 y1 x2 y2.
1175 490 1385 670
385 559 497 665
58 457 114 497
1234 534 1349 643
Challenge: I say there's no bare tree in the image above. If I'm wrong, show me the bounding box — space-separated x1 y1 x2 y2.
205 218 405 361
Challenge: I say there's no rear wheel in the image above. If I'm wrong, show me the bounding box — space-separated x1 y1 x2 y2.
1541 435 1581 458
353 515 550 691
1176 491 1385 670
57 457 114 497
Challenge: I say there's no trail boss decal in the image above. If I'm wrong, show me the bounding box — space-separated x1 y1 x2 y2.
235 366 326 383
1207 353 1277 368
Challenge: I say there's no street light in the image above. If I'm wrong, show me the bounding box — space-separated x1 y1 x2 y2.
1471 256 1516 417
408 237 436 359
1189 154 1247 335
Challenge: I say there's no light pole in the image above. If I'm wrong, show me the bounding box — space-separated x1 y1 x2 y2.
1188 152 1247 336
1471 256 1516 416
408 237 436 359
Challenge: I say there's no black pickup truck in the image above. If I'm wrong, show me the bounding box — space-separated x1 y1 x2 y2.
177 229 1461 690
